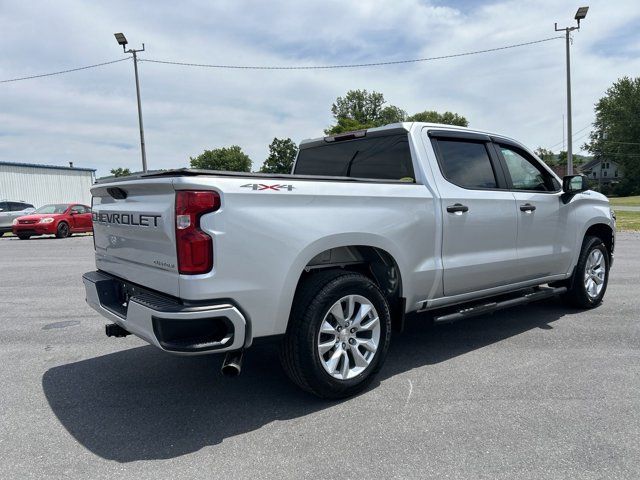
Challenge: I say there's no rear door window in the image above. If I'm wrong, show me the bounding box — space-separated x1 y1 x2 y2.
9 202 29 211
435 139 498 189
294 134 415 181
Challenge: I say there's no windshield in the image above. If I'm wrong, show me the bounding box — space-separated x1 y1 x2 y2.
33 204 68 214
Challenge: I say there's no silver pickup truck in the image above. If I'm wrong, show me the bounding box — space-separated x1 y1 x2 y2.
83 122 615 398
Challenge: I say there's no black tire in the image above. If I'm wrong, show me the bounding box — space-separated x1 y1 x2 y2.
55 222 70 239
563 235 610 308
280 270 392 399
17 234 31 240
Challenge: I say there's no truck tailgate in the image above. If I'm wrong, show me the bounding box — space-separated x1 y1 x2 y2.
91 178 180 297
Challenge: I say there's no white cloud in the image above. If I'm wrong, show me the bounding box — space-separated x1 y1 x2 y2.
0 0 638 175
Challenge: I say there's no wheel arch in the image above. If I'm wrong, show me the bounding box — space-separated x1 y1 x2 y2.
584 222 614 259
276 234 408 336
567 215 614 275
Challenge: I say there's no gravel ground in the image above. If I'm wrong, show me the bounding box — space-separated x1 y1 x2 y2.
0 233 639 479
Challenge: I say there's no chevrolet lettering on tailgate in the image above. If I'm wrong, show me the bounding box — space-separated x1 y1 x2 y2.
92 212 161 227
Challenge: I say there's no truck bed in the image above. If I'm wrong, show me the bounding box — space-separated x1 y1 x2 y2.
95 168 415 185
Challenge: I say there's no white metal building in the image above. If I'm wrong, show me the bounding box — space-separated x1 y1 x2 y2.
0 161 96 207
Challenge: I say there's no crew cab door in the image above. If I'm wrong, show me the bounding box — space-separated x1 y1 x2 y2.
493 141 574 279
428 131 519 296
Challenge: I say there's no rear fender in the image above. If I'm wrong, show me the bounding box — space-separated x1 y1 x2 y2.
273 233 407 335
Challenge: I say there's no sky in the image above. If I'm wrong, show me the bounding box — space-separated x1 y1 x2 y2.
1 0 639 176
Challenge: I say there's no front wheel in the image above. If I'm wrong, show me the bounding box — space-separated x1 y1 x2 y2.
280 271 392 399
563 236 610 308
17 234 31 240
55 222 70 239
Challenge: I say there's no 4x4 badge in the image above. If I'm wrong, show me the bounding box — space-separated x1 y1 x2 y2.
241 183 295 191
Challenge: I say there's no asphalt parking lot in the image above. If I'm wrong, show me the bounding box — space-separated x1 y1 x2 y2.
1 234 639 479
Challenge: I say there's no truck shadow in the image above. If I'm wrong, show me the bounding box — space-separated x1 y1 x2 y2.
42 298 567 462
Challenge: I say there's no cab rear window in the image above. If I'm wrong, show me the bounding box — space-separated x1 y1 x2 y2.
294 134 415 181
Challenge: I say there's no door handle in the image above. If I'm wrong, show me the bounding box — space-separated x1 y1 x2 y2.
446 203 469 214
520 203 536 212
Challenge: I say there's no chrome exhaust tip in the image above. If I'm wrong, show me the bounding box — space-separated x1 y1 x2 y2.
221 350 243 377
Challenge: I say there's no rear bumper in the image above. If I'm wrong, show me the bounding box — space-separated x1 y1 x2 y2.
82 270 247 355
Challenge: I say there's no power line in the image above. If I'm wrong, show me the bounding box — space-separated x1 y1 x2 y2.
601 152 640 157
139 36 563 70
0 36 562 85
547 123 591 150
572 131 591 144
0 58 130 84
604 140 640 146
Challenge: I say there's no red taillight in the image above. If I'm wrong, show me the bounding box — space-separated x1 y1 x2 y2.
175 190 220 274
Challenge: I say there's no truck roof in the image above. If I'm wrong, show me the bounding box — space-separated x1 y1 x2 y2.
299 122 519 149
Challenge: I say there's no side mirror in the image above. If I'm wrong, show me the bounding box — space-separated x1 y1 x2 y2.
561 174 589 203
563 174 589 194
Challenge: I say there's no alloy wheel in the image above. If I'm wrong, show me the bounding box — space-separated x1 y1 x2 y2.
317 294 381 380
584 249 605 300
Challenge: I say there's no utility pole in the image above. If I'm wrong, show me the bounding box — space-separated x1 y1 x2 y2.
114 33 148 172
555 6 589 176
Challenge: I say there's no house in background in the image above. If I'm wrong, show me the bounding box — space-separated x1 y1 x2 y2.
580 158 624 185
548 165 568 178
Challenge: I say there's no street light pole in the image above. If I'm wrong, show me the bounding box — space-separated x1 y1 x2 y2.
555 6 589 176
114 33 147 172
564 27 573 175
130 48 147 172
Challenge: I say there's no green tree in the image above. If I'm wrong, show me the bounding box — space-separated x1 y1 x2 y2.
557 150 568 166
326 89 405 134
406 110 469 127
260 137 298 174
331 89 386 125
326 89 470 135
585 76 640 195
110 167 131 177
534 147 556 165
190 146 252 172
325 117 376 135
378 105 407 125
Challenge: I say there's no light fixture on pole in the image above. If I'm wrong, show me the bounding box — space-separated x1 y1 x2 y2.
555 6 589 176
114 32 148 172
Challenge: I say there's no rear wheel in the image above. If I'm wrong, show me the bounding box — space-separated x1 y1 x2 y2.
280 270 392 398
563 236 609 308
55 222 70 239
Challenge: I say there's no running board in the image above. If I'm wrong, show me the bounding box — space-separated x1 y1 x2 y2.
433 286 567 324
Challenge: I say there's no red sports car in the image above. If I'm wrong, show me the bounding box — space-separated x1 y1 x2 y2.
12 203 93 240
